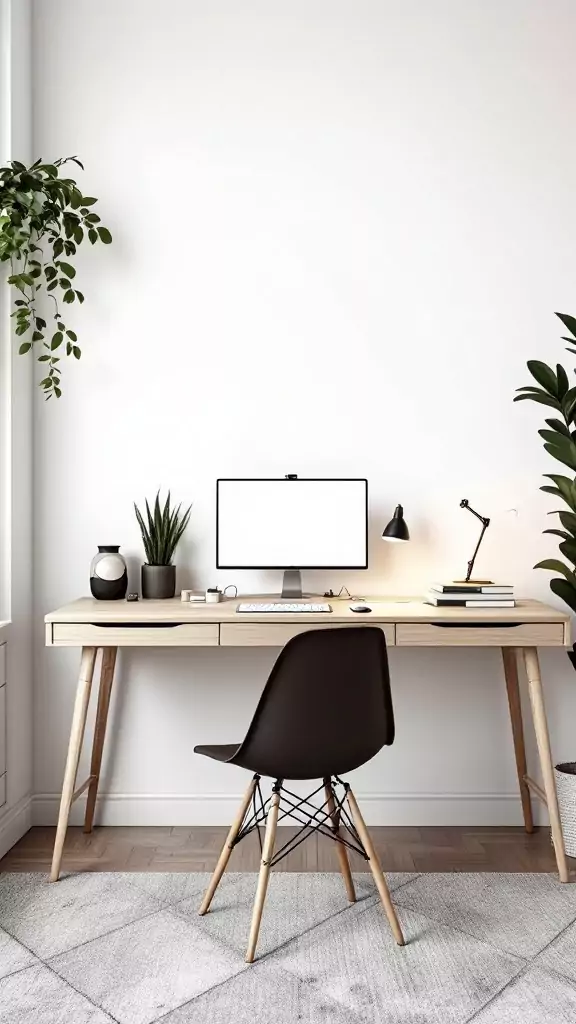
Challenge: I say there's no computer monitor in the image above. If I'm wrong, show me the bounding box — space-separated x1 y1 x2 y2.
216 477 368 597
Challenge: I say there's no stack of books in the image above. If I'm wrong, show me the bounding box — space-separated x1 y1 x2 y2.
425 583 515 608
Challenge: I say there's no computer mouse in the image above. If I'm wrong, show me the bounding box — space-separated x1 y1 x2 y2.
350 604 372 613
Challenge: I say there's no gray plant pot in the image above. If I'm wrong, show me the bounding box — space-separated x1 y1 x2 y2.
141 564 176 599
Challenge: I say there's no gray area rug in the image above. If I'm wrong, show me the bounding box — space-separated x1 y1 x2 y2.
1 870 576 1023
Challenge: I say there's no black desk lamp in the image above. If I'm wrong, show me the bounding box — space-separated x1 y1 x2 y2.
382 504 410 542
458 498 492 583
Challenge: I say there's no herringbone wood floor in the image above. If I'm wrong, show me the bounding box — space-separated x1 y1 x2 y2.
0 825 567 874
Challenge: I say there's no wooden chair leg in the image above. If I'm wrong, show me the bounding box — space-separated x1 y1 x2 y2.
50 647 97 882
502 647 534 834
245 788 280 963
199 775 259 915
523 647 570 883
324 779 356 902
84 647 118 833
346 787 404 945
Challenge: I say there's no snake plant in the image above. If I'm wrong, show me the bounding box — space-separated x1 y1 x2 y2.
134 491 192 566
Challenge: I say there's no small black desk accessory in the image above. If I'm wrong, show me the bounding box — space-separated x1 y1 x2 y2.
458 498 492 583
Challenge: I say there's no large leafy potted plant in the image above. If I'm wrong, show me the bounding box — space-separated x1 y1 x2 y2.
134 491 192 599
515 310 576 855
0 156 112 399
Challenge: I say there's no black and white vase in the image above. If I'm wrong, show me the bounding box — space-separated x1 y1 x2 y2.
90 545 128 600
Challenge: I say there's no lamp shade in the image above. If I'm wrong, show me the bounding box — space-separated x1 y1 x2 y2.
382 504 410 542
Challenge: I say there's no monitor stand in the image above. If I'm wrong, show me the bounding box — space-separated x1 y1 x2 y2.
280 569 309 600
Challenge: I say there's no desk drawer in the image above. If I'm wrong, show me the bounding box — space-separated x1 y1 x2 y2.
49 623 219 647
396 622 565 647
220 622 395 647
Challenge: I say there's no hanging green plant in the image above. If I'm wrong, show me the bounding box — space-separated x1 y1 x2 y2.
0 156 112 399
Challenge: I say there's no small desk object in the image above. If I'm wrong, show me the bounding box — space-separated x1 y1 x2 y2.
45 596 572 883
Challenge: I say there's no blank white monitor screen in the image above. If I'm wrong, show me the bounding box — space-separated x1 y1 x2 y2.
216 479 368 568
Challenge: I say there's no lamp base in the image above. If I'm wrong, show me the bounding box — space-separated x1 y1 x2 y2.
452 579 494 585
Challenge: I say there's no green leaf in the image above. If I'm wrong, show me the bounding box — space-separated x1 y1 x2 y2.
51 332 63 350
559 510 576 534
81 197 97 206
18 342 31 354
54 386 61 398
66 329 77 341
545 418 572 438
534 558 574 578
63 289 75 303
97 226 112 244
15 324 29 336
59 278 71 289
560 539 576 566
543 474 576 510
88 228 97 244
73 345 81 359
557 364 569 398
562 387 576 423
542 433 576 467
38 354 50 362
58 261 76 279
513 392 561 410
555 312 576 340
31 331 43 342
75 290 84 303
543 529 571 539
527 360 558 396
550 576 576 613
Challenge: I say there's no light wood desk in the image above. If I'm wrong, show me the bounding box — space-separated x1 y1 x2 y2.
45 596 572 882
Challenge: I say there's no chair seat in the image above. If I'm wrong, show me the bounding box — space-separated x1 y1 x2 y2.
194 743 241 763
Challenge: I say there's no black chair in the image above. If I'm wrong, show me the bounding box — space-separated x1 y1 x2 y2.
194 626 404 962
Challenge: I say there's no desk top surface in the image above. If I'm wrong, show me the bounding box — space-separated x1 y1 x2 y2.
45 596 569 625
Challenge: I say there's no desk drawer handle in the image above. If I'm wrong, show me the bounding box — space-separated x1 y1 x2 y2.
431 622 521 629
91 622 181 628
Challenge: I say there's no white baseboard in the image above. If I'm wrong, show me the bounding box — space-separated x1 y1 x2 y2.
31 791 546 828
0 795 32 858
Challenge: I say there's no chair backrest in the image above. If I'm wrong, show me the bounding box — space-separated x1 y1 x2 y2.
233 626 395 780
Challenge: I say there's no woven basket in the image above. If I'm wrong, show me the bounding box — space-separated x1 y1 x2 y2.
555 763 576 858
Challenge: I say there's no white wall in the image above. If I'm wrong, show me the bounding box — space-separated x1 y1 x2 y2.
0 0 34 856
32 0 576 825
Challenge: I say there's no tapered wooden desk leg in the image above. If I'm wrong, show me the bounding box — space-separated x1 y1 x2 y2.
502 647 534 834
50 647 97 882
347 787 404 945
246 788 280 963
523 647 570 883
84 647 117 833
199 775 258 915
324 779 356 902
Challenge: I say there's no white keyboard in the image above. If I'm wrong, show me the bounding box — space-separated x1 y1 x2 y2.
237 602 332 613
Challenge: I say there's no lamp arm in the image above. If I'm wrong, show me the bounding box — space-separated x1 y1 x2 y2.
460 499 490 582
465 519 489 582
